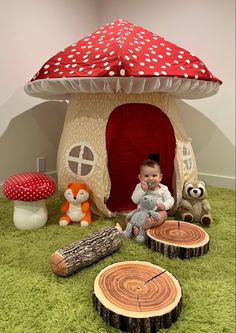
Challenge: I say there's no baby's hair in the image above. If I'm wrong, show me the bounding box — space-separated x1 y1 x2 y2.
140 159 161 173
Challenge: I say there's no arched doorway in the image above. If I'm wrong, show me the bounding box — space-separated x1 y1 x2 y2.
106 103 176 212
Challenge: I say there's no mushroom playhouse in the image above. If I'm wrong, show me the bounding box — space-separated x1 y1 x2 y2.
24 19 222 217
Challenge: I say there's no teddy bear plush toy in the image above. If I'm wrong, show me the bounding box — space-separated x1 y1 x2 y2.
59 182 91 227
180 180 212 226
123 195 160 243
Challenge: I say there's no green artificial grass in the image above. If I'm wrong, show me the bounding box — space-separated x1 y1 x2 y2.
0 186 235 333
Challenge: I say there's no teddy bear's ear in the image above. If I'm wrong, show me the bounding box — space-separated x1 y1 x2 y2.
183 181 191 187
67 183 73 188
199 180 206 187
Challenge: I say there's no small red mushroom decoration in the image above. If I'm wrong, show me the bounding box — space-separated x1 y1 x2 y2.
3 172 56 230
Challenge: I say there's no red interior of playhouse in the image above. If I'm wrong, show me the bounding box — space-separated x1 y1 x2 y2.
106 103 176 212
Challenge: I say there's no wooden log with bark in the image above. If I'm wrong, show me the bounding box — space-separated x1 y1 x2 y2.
146 220 209 259
93 261 182 333
50 224 123 276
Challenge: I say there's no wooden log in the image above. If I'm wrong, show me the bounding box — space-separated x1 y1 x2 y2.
50 224 123 276
146 220 210 259
93 261 182 333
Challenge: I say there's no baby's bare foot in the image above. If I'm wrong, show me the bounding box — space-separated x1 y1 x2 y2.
133 226 139 236
144 217 155 230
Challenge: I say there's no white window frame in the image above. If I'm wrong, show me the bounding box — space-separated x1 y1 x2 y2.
65 142 97 179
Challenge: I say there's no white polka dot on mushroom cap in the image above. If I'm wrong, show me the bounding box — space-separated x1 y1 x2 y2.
30 19 221 83
3 172 56 202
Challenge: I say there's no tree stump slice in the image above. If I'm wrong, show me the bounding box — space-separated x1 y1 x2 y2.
146 220 210 259
93 261 182 333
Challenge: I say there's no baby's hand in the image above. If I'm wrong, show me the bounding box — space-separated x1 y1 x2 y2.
140 181 148 191
157 202 166 211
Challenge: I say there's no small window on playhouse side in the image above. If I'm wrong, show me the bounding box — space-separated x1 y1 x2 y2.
182 143 193 173
66 143 97 178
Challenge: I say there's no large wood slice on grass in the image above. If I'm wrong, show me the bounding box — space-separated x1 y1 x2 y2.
146 220 209 259
93 261 182 333
50 224 123 276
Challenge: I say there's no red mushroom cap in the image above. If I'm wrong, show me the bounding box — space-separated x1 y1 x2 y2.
3 172 56 202
25 19 222 100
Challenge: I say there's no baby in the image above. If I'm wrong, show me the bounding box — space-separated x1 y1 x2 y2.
131 159 174 232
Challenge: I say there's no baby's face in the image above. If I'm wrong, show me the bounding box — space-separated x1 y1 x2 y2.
139 165 162 188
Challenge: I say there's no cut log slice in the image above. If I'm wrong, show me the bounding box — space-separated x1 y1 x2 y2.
93 261 182 333
146 220 210 259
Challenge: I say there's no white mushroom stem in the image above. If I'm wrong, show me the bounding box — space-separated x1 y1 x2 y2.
13 199 48 230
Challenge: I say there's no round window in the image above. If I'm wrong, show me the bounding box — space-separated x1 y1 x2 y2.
66 142 96 178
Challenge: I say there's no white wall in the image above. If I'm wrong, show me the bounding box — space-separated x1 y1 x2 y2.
0 0 235 192
99 0 235 188
0 0 99 189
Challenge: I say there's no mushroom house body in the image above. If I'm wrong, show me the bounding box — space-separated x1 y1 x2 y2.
57 92 196 216
24 19 222 217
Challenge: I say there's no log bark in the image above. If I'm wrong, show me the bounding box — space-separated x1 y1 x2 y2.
146 220 209 259
93 261 182 333
50 224 123 276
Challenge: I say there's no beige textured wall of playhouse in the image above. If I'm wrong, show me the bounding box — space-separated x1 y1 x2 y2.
57 93 197 216
0 0 235 196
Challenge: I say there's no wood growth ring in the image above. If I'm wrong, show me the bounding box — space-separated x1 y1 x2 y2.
93 261 182 332
146 220 210 259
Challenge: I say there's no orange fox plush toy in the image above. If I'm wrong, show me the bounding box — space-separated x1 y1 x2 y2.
59 182 91 227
